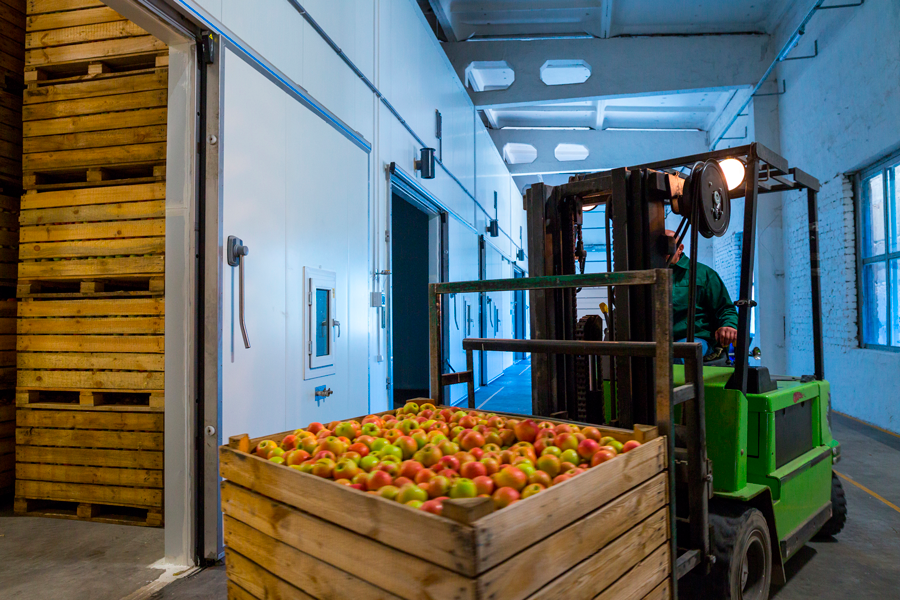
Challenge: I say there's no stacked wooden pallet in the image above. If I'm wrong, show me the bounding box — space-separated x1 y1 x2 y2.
14 0 166 526
0 0 25 495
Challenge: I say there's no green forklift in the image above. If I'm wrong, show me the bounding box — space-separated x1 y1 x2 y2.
521 144 846 599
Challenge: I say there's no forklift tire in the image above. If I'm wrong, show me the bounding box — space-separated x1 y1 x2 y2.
709 504 772 600
817 473 847 537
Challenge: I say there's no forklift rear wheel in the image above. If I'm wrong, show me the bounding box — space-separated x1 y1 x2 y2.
709 505 772 600
817 473 847 537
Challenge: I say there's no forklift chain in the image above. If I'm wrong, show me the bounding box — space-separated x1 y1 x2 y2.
574 315 605 423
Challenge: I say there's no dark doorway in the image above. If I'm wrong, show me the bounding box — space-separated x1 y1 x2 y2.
513 267 527 360
391 194 430 407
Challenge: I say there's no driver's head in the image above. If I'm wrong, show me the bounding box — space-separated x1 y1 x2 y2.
664 229 685 264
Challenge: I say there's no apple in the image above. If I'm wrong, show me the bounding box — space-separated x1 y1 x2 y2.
598 445 618 456
521 483 545 499
383 430 402 444
355 435 376 449
529 470 553 488
581 426 602 441
269 456 285 464
484 431 503 446
513 419 539 443
498 429 518 447
405 500 425 509
559 461 576 472
599 436 616 446
591 450 617 467
334 459 360 480
450 425 466 439
555 424 573 434
470 447 484 460
486 416 506 429
315 429 332 440
555 433 579 452
493 466 528 491
311 458 335 478
417 444 443 467
419 402 436 412
398 419 418 435
393 477 413 488
333 422 358 439
395 436 418 459
560 449 580 465
421 498 444 515
378 485 400 500
352 472 368 485
341 451 362 465
361 423 382 437
399 460 423 480
359 455 380 472
541 445 562 458
492 487 520 509
438 440 460 456
438 455 460 472
480 457 500 475
411 430 429 449
578 439 601 460
483 443 502 454
397 483 428 504
473 475 494 496
366 470 393 491
307 422 325 435
300 436 319 454
284 449 310 466
347 443 369 458
280 434 298 450
415 468 436 484
622 440 641 453
349 483 365 491
255 440 277 458
552 473 572 485
437 468 459 480
460 461 487 479
427 475 452 498
376 461 401 478
402 402 419 415
536 454 561 478
450 478 477 499
459 415 478 429
313 450 336 462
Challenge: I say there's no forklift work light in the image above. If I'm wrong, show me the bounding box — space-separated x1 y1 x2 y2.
719 158 746 190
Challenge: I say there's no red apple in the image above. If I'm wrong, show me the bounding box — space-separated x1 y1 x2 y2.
577 439 601 460
552 473 572 486
460 430 485 451
333 459 360 480
438 455 460 472
480 457 500 476
347 442 369 457
529 470 553 488
492 487 520 509
307 422 325 435
460 461 487 479
591 449 617 467
521 483 545 499
622 440 641 453
493 466 528 491
581 426 602 442
415 468 436 484
470 447 484 460
399 460 423 480
311 458 335 478
513 419 538 443
366 470 393 491
421 498 444 515
428 475 452 498
437 468 459 480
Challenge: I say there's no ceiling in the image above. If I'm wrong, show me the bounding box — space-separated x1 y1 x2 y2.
418 1 796 187
420 0 792 41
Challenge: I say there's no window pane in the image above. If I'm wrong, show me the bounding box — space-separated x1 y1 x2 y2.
891 166 900 253
892 260 900 347
862 172 885 257
315 288 330 357
862 262 887 345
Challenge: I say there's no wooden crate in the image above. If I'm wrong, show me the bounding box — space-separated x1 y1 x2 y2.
0 400 13 491
221 411 672 600
15 295 164 408
14 405 163 526
0 0 25 190
17 182 165 288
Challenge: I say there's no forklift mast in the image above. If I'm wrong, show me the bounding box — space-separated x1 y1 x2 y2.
524 143 825 427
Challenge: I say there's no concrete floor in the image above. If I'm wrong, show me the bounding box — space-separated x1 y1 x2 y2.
3 363 899 599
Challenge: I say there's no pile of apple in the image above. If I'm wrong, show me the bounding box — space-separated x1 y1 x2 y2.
252 403 641 515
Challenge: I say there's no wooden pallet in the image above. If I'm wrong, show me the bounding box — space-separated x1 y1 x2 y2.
0 400 13 491
15 405 163 526
221 408 672 600
15 296 164 407
17 181 166 284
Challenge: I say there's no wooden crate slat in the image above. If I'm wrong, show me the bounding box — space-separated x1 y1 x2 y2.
17 368 164 390
225 516 405 600
0 418 12 436
0 404 14 420
25 35 166 67
18 297 163 317
222 481 477 600
17 334 164 353
0 350 16 366
225 550 317 600
0 48 24 72
0 316 14 333
0 212 18 229
18 351 164 371
17 444 162 468
17 408 162 430
594 543 670 600
0 334 16 350
23 88 166 121
0 228 18 244
16 462 162 487
640 578 672 600
0 437 13 453
20 236 165 259
21 182 164 209
0 194 20 211
23 106 166 137
0 138 23 160
0 103 23 127
220 445 478 576
23 142 167 172
17 426 162 450
27 6 121 32
26 20 147 49
23 125 167 154
473 436 666 572
26 0 105 15
15 479 162 508
20 216 164 242
0 31 25 60
521 509 668 600
0 10 26 41
18 315 165 335
24 70 167 104
18 254 165 278
2 0 26 15
0 366 15 385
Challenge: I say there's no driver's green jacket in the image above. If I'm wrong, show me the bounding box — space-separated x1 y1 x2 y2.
671 255 738 347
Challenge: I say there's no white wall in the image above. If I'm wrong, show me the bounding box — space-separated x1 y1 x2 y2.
775 0 900 432
178 0 526 414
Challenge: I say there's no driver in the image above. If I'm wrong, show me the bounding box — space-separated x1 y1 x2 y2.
665 229 738 357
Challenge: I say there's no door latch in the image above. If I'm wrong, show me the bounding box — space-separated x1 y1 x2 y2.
227 236 251 349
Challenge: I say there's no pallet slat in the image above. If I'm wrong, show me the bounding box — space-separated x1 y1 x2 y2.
17 408 162 429
17 369 164 390
25 35 166 67
18 255 165 279
16 479 161 507
20 236 165 259
17 426 162 450
17 443 161 469
16 463 162 487
26 20 147 49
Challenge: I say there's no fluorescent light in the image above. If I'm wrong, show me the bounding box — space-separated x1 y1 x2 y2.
604 127 702 132
501 126 592 131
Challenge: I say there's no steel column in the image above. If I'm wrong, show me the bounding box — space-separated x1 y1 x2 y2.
807 188 825 380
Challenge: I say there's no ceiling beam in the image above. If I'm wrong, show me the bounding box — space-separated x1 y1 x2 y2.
599 0 614 38
490 128 709 175
443 34 773 108
426 0 457 42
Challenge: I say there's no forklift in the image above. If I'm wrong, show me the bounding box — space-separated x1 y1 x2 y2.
522 144 846 599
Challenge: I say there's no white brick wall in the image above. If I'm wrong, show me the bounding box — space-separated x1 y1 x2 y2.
784 176 857 373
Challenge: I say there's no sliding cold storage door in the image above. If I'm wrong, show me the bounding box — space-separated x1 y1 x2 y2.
221 49 370 441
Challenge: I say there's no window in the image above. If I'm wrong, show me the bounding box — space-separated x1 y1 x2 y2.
305 267 338 377
858 153 900 350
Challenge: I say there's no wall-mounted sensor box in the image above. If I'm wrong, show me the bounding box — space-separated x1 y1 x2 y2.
370 291 385 308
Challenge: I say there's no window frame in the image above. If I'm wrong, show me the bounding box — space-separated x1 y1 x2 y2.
304 267 338 378
855 149 900 352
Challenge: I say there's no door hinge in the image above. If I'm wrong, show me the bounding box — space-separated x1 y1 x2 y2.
385 231 390 243
308 290 312 306
308 340 312 355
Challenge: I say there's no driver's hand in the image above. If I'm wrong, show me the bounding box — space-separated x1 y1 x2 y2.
716 327 737 347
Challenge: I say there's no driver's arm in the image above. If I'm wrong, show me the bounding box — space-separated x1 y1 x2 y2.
706 271 738 347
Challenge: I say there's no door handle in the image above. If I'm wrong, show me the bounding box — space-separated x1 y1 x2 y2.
332 319 341 338
227 236 251 349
